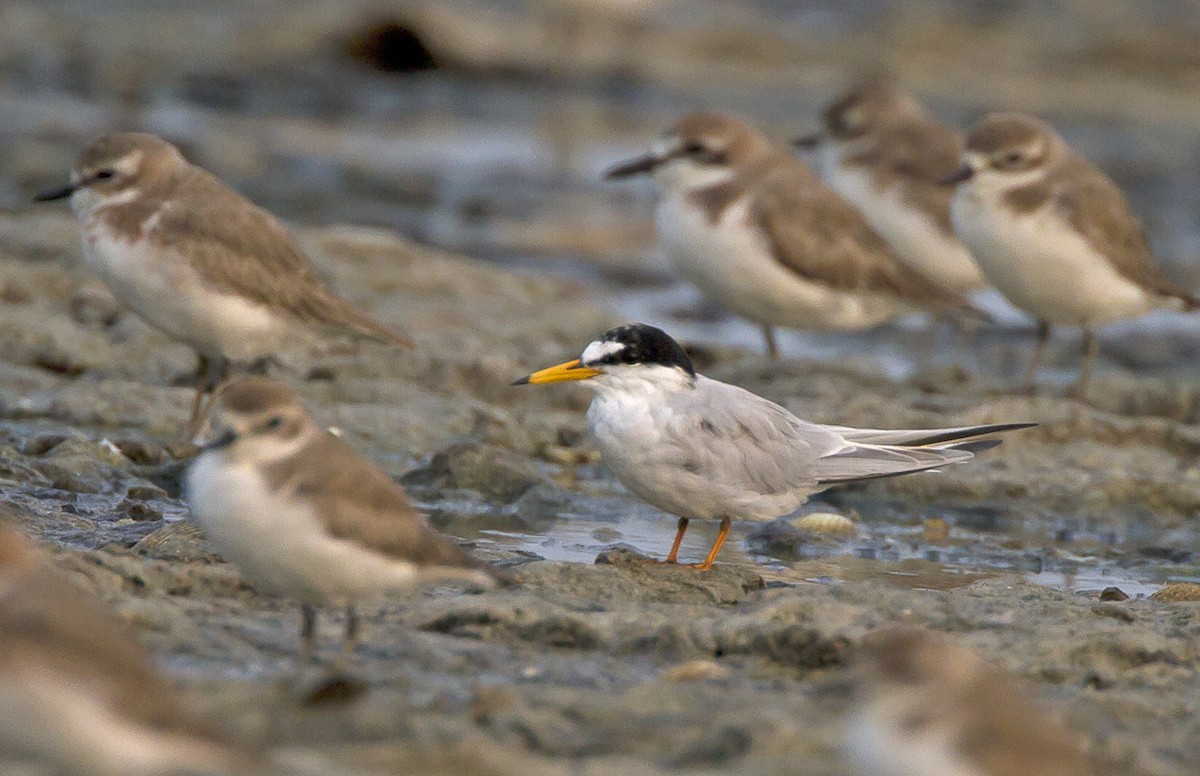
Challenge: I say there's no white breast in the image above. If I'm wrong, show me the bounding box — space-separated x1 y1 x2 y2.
80 219 289 362
656 195 917 331
824 164 985 294
185 455 419 604
844 701 986 776
950 186 1162 325
586 372 810 523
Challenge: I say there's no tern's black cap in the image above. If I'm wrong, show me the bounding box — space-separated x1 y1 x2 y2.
582 323 695 376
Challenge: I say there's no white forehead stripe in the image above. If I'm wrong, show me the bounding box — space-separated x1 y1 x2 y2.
581 339 626 363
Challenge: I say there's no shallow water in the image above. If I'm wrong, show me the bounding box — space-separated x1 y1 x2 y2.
435 465 1200 598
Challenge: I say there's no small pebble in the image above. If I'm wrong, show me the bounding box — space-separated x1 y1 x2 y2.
301 674 368 707
112 439 166 466
0 280 30 303
305 365 337 381
1149 583 1200 602
591 527 621 543
1099 587 1129 602
660 659 731 682
922 517 950 544
792 512 857 537
68 280 122 328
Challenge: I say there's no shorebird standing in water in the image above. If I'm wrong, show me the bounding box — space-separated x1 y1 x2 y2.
515 323 1031 569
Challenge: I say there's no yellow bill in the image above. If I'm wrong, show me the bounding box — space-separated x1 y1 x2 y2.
512 359 601 385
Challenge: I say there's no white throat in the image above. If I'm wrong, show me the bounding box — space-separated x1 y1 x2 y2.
589 364 695 398
652 160 736 195
71 187 141 220
211 426 318 470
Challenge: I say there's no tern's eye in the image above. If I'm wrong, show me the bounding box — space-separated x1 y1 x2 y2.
682 142 706 155
93 169 115 181
263 416 284 431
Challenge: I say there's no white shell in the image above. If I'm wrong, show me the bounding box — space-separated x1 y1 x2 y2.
791 512 858 537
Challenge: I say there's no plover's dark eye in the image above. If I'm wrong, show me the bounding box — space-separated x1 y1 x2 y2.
840 106 866 132
93 169 115 181
682 143 726 166
999 152 1024 168
264 416 284 431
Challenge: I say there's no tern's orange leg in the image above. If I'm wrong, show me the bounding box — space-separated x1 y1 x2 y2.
689 516 732 571
662 517 690 564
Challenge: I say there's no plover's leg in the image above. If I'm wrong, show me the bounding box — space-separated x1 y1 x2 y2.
761 325 779 359
1022 320 1051 393
1075 326 1097 399
187 354 230 437
689 516 732 571
187 354 212 433
333 605 359 671
298 604 318 670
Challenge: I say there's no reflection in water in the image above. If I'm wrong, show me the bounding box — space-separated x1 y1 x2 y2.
459 482 1198 596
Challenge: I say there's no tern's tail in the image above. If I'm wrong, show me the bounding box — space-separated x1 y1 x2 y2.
813 422 1034 485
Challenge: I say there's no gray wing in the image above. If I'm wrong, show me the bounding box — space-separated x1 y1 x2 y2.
154 168 413 346
809 422 1032 483
669 378 1025 490
660 377 850 498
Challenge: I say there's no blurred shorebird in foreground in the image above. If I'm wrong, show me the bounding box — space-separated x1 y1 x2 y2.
514 323 1032 569
945 113 1197 395
796 77 986 297
35 132 412 433
186 377 508 671
0 528 251 775
605 112 981 358
846 628 1114 776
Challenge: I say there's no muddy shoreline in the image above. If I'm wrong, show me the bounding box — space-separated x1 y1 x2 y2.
1 217 1198 774
4 1 1200 773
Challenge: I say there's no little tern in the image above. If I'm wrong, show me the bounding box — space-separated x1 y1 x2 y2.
514 323 1032 569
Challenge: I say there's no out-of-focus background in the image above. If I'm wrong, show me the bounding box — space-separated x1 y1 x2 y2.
6 0 1200 366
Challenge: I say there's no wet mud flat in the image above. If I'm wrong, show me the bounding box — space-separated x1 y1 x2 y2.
4 0 1200 773
2 214 1200 775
